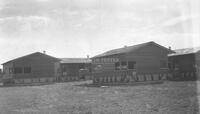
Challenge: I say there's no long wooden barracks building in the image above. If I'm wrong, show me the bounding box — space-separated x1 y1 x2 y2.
91 41 174 84
2 52 60 85
2 52 92 85
3 41 189 85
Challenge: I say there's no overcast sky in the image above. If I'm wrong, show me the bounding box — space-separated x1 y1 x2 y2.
0 0 200 67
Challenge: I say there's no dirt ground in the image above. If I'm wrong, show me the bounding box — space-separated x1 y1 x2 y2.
0 81 199 114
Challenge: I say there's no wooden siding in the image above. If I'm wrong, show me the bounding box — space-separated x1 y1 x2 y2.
2 62 13 79
195 51 200 79
168 54 198 81
126 43 168 72
3 53 58 80
195 51 200 66
54 62 61 80
12 56 56 78
59 63 92 81
169 54 195 72
92 43 169 73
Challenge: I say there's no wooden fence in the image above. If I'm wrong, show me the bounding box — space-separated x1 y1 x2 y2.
92 70 171 84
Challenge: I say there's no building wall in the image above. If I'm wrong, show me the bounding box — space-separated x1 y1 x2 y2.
2 62 13 79
125 44 169 72
92 44 169 73
168 54 197 81
54 62 61 80
92 56 119 71
195 51 200 78
195 51 200 66
61 63 91 77
58 63 91 81
168 54 195 72
3 54 58 79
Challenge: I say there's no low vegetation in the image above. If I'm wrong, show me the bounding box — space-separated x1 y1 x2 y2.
0 81 199 114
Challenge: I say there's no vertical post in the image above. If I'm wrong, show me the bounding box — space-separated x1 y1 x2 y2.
119 61 122 70
126 61 128 70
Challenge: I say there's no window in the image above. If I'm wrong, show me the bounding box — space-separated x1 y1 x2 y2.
24 67 31 73
115 62 120 70
62 65 67 72
79 64 85 69
4 68 9 74
14 67 23 74
121 61 127 70
9 68 13 74
160 60 167 68
128 61 136 69
93 64 102 71
95 59 100 63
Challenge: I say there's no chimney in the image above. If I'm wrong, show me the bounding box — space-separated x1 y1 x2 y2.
168 46 171 51
43 50 46 54
124 45 127 48
87 55 89 59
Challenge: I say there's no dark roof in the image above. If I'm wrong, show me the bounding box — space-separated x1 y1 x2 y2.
93 41 173 58
168 47 200 56
60 58 92 64
2 52 60 65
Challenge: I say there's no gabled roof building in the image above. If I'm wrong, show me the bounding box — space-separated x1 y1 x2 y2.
2 52 60 85
92 41 174 73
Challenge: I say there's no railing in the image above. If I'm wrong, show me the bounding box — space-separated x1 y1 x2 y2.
92 70 171 84
58 72 92 82
2 77 56 85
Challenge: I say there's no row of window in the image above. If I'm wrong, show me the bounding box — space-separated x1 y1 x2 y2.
8 67 31 74
93 58 119 63
115 61 136 70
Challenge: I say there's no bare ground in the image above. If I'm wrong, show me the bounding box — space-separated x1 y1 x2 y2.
0 81 199 114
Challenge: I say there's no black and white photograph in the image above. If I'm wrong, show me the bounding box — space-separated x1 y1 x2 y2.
0 0 200 114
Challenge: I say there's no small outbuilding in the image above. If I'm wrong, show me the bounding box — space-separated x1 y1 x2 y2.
2 52 60 85
168 47 200 80
59 58 92 81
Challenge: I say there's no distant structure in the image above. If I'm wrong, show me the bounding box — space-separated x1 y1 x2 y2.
91 41 174 84
0 68 2 82
2 52 60 85
58 58 92 81
168 47 200 80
